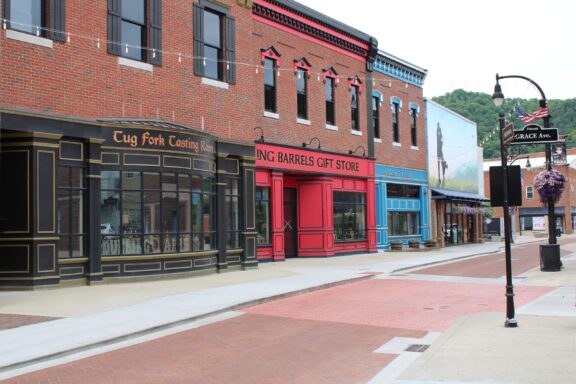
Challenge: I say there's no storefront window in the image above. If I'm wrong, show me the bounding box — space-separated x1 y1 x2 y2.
101 170 215 256
255 187 271 245
387 183 420 198
225 178 242 249
388 212 420 236
57 166 86 258
333 192 366 242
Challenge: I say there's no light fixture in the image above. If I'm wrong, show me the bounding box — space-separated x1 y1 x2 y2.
348 146 366 157
254 127 264 143
302 137 321 150
492 75 505 108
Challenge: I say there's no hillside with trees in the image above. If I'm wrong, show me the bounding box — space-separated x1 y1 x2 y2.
431 90 576 159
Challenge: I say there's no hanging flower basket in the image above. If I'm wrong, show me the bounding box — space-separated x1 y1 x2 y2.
534 169 566 204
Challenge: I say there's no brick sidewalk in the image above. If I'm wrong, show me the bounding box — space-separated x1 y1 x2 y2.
0 314 59 331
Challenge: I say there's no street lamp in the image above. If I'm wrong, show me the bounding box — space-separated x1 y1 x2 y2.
492 74 560 272
491 106 517 327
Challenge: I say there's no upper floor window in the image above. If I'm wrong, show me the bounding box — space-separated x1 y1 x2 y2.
4 0 66 41
372 96 381 139
108 0 162 65
409 104 420 146
295 57 311 120
391 97 402 143
193 0 236 83
348 77 361 131
526 185 534 199
324 67 338 126
264 58 277 113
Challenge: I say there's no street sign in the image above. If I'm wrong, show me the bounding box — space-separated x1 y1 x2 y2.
510 124 559 145
503 123 514 145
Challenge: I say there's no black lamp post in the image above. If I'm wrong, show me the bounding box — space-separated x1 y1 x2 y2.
492 74 561 272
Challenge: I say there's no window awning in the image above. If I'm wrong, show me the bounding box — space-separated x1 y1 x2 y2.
431 188 489 202
519 207 565 216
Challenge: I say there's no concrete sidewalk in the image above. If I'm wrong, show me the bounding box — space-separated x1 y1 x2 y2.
0 235 574 383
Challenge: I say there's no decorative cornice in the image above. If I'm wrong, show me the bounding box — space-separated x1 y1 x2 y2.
253 2 368 58
374 55 427 88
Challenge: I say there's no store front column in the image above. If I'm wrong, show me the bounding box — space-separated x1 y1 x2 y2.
270 171 285 261
86 138 104 284
0 133 61 289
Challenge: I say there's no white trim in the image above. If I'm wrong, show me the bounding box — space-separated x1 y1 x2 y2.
410 145 419 150
325 124 338 131
393 142 402 147
118 57 153 72
263 111 280 120
374 138 382 144
351 130 363 136
297 118 311 126
201 77 229 90
6 29 53 48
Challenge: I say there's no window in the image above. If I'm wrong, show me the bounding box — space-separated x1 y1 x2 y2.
526 185 534 199
297 69 308 119
388 212 420 236
225 178 242 249
333 192 366 242
108 0 162 65
57 166 86 258
4 0 66 40
100 170 215 256
350 85 360 131
264 58 277 113
372 96 380 139
193 0 235 83
392 102 400 143
387 183 420 199
410 107 418 146
325 77 335 126
255 187 271 245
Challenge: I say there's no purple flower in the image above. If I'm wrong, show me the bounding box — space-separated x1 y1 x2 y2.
534 170 566 203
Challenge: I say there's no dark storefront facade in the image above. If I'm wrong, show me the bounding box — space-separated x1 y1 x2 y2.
0 111 256 289
255 143 376 260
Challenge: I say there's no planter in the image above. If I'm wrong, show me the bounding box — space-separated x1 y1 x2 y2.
408 240 420 249
424 240 437 248
390 241 403 251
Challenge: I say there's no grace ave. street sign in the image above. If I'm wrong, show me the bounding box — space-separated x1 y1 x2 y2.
510 124 559 145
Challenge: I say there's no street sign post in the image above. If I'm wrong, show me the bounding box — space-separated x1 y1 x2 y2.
510 124 559 145
503 123 514 145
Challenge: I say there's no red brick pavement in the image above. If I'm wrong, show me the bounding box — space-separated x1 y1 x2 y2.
0 314 58 331
2 314 423 384
243 279 552 332
411 238 576 278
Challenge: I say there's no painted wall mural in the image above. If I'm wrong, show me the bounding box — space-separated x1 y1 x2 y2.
426 100 479 193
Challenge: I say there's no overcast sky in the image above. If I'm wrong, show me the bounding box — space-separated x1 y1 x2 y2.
297 0 575 100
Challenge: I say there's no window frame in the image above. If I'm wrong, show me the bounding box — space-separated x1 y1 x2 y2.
296 68 308 120
372 96 380 139
224 177 242 250
255 187 272 246
325 77 336 126
350 85 360 131
410 107 418 146
100 170 216 256
4 0 66 41
333 191 367 242
526 185 534 199
56 165 87 259
392 102 400 143
388 211 420 237
264 57 277 113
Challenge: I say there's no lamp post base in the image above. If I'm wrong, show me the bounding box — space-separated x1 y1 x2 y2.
505 318 518 328
540 244 562 272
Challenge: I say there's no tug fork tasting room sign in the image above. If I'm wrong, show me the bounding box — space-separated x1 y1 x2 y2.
255 143 369 177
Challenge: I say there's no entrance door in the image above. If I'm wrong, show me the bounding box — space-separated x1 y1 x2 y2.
283 188 297 258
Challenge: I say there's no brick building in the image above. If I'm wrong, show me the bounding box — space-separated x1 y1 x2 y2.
0 0 427 288
483 146 576 238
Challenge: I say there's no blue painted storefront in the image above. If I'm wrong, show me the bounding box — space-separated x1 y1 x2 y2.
376 165 430 249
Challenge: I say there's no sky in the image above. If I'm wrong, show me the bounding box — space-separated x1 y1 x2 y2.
297 0 575 100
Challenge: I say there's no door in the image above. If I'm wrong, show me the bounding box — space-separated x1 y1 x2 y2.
283 188 297 258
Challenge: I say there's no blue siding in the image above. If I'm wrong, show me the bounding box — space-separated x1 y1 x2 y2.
375 165 430 249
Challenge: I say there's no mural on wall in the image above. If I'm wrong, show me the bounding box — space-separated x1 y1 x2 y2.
426 100 479 193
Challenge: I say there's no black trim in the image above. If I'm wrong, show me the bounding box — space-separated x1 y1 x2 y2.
225 15 236 83
107 0 122 55
150 0 162 65
192 2 204 77
49 0 66 42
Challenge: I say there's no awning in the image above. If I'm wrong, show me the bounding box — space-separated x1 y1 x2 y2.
519 207 565 216
431 188 489 202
